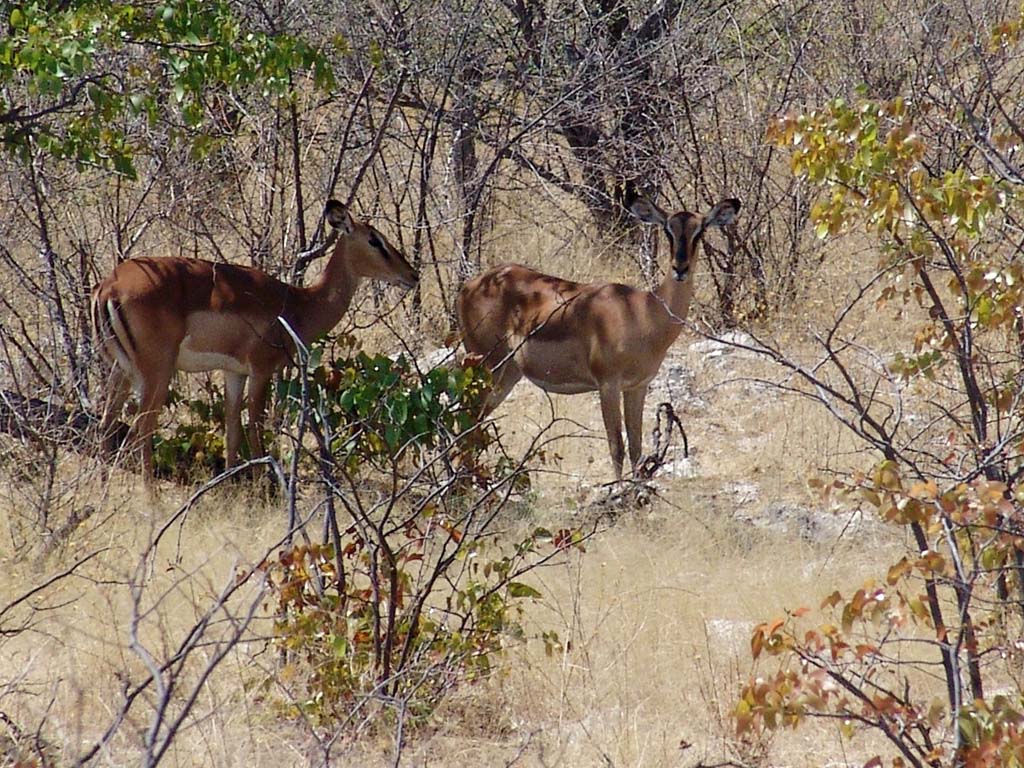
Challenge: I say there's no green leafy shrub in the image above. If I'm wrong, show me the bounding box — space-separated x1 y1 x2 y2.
151 386 228 480
276 341 494 475
1 0 335 174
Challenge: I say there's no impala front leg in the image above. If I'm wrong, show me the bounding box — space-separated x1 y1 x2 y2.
598 384 626 480
484 360 523 415
224 372 247 467
246 374 271 460
623 387 647 475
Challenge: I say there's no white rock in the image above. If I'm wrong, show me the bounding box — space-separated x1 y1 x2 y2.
704 618 758 651
414 346 459 372
690 331 764 364
724 481 760 505
659 455 697 478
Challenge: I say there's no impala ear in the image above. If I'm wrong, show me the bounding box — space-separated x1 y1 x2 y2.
628 196 668 226
325 200 355 234
704 198 741 228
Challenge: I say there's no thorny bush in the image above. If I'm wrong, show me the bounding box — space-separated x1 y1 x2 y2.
261 526 572 727
738 8 1024 766
258 337 579 731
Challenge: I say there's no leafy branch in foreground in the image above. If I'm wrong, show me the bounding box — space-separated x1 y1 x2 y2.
260 338 586 745
276 342 492 475
262 524 571 729
738 10 1024 765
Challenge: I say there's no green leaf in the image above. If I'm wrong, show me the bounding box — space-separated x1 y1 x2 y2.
308 345 323 369
508 582 542 600
331 633 348 657
112 152 136 179
391 395 408 426
339 388 354 410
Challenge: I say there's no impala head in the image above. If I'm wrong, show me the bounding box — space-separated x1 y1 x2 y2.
325 199 419 289
629 195 741 281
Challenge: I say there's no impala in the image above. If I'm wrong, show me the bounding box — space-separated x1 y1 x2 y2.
92 200 418 481
458 193 740 480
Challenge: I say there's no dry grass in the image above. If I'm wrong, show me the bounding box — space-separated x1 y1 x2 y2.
499 514 894 767
0 498 900 768
0 204 927 767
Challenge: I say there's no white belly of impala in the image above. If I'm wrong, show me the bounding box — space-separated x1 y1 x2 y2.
525 376 596 395
176 336 249 374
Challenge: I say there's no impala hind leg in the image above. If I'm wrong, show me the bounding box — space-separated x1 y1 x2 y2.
623 388 648 474
99 365 132 455
135 366 173 485
598 384 626 480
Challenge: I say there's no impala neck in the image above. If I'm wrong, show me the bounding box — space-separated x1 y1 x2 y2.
652 268 695 344
294 240 361 341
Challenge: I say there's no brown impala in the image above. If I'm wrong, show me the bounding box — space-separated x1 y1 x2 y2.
92 200 418 482
458 193 740 480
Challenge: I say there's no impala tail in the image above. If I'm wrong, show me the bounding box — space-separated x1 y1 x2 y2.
91 290 138 381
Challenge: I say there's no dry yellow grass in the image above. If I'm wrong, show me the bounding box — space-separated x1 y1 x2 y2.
0 198 928 767
2 494 898 767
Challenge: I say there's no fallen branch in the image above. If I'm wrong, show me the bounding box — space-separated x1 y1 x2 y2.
635 401 689 479
0 389 129 449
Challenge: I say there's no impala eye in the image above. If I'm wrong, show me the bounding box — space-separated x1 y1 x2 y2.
368 233 388 256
